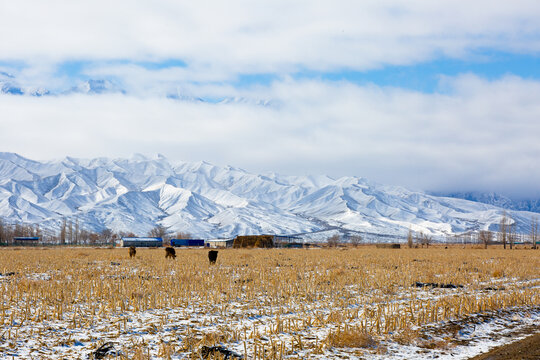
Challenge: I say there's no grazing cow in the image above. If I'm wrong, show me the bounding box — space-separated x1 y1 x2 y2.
129 246 136 258
165 246 176 259
208 250 218 264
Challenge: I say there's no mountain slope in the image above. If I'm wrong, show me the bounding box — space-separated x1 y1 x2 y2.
0 152 536 240
431 191 540 213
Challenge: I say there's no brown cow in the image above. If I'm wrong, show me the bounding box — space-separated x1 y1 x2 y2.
208 250 218 264
129 246 136 258
165 247 176 259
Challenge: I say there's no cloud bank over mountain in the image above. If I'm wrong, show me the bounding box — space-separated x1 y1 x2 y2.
1 1 540 199
1 74 540 198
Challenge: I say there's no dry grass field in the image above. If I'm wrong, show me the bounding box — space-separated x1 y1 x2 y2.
0 246 539 359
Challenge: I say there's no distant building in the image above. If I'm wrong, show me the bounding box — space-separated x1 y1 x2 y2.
170 239 205 247
280 242 304 248
206 238 234 248
12 237 40 246
273 235 303 248
121 237 162 247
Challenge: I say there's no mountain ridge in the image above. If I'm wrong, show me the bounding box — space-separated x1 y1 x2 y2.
0 152 537 240
0 73 273 106
430 191 540 213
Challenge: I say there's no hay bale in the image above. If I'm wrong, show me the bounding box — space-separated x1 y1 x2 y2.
233 235 274 248
375 243 401 249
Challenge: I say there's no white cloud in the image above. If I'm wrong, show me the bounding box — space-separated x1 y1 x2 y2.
1 1 540 80
1 1 539 201
1 75 540 197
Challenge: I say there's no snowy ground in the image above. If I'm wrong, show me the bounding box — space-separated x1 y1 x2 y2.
1 294 538 359
0 247 539 359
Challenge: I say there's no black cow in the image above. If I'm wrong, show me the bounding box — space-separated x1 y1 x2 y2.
165 247 176 259
129 246 136 258
208 250 218 264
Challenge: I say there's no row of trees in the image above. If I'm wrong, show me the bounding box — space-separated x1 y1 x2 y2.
476 213 538 249
406 230 433 248
0 218 117 246
1 219 192 246
417 212 538 249
2 213 538 248
58 218 117 245
326 234 363 247
0 220 42 245
327 212 539 249
147 224 192 243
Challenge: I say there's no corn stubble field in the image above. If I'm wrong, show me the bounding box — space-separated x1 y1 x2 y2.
0 246 539 359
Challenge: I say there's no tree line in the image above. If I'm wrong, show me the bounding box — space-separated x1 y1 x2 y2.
405 212 538 249
325 212 539 249
2 213 538 248
0 219 192 246
475 212 538 249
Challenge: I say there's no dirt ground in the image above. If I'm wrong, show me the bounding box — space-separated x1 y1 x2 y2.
469 332 540 360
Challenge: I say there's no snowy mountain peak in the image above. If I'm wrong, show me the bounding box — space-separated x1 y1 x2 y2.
0 73 276 107
0 81 24 95
69 79 125 95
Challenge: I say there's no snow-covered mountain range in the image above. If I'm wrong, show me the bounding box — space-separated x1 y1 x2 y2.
0 152 537 240
0 73 272 105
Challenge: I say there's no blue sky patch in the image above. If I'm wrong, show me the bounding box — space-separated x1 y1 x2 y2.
290 51 540 93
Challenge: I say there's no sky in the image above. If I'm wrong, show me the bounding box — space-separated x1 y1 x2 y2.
1 1 540 198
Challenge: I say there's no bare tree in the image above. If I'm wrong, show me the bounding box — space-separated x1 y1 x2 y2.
327 234 340 247
75 217 79 245
415 231 423 248
100 228 114 245
416 231 432 248
465 233 471 245
60 218 67 245
0 219 5 244
149 225 168 240
68 219 73 244
423 233 432 248
531 216 538 250
119 231 137 238
14 223 23 237
509 221 516 250
349 235 362 247
478 230 492 249
175 232 192 239
499 211 509 249
407 228 414 248
89 232 99 245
